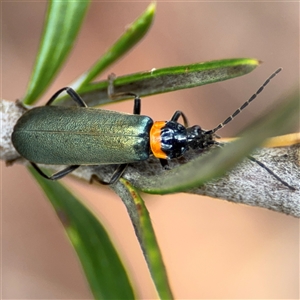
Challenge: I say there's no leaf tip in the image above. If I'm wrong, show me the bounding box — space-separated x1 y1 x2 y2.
248 58 261 67
148 1 157 14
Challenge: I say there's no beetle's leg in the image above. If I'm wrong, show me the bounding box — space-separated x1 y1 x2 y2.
65 87 88 107
170 110 189 127
107 73 117 99
46 87 88 107
30 162 80 180
90 164 128 185
159 158 170 170
133 96 141 115
107 73 140 103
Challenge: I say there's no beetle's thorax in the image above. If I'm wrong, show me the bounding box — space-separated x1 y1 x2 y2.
150 120 188 159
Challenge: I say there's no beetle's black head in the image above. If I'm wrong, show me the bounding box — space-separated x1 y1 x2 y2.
186 125 216 151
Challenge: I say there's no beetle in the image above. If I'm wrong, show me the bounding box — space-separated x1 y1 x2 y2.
11 68 295 189
11 86 202 184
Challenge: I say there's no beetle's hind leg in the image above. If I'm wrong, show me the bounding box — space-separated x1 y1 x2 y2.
30 162 80 180
46 87 88 107
90 164 128 185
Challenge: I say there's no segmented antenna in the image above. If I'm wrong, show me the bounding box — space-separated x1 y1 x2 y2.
207 68 282 134
247 155 295 190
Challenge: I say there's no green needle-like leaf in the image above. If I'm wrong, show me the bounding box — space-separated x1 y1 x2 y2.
23 1 90 105
58 58 260 107
29 168 135 299
72 2 156 90
113 180 174 300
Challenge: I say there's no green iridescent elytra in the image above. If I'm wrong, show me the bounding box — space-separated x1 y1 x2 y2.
12 106 153 165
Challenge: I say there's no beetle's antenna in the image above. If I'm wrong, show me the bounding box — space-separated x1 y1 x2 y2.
206 68 282 134
213 141 295 191
247 155 295 191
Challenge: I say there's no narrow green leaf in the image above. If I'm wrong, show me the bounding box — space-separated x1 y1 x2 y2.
58 58 260 107
23 1 90 105
112 180 174 300
71 2 156 90
29 168 135 299
133 88 299 193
